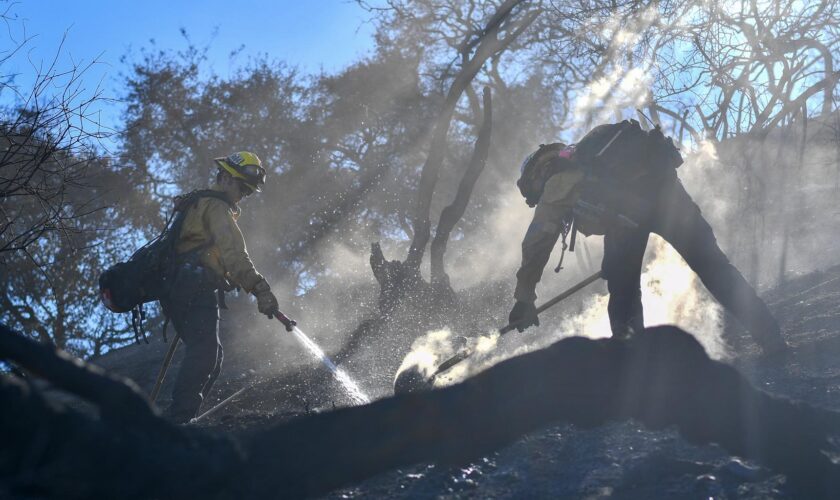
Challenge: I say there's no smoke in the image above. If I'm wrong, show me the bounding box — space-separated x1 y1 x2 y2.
677 121 840 290
446 187 532 289
573 66 652 128
638 237 726 358
206 6 839 399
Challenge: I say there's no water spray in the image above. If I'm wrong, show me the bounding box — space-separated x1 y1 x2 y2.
274 312 369 404
289 326 370 405
191 313 370 423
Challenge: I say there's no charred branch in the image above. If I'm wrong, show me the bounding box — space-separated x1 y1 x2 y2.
4 325 840 499
0 322 160 427
405 0 539 269
430 86 493 287
244 326 840 498
1 373 241 500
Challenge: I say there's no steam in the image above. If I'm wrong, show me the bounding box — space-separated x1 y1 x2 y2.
394 328 503 388
446 187 532 288
395 329 458 381
574 66 652 128
401 231 728 389
639 237 726 358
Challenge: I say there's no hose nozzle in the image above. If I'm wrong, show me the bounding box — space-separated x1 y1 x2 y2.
274 311 297 332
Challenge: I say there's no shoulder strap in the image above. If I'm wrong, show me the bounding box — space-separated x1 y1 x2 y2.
194 189 235 207
174 189 235 212
167 189 241 265
168 190 235 236
161 190 231 256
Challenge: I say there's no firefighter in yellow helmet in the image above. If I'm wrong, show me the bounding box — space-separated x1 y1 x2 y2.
162 151 288 423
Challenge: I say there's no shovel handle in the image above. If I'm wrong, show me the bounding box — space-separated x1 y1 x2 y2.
150 333 181 403
429 270 603 382
498 271 603 336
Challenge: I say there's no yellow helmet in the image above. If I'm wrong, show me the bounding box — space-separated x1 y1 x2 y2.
214 151 267 192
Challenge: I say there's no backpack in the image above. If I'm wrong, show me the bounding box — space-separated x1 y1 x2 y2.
98 190 233 343
573 119 683 179
569 120 681 237
517 121 682 270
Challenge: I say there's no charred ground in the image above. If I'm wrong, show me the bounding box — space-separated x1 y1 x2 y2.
71 262 840 499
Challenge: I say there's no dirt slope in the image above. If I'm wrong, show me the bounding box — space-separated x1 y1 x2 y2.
90 264 840 499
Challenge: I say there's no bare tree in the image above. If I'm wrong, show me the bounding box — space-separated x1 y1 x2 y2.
651 0 840 141
0 8 136 354
0 27 112 255
367 0 540 303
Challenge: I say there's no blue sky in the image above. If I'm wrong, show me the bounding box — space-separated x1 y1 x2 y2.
3 0 378 131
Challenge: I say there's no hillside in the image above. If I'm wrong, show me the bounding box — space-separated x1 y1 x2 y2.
87 262 840 499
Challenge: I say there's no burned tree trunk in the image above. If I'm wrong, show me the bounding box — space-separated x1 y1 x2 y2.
369 241 434 316
368 2 538 297
5 323 840 499
367 86 492 322
429 86 493 289
405 0 538 269
245 326 840 498
344 3 540 366
0 322 159 427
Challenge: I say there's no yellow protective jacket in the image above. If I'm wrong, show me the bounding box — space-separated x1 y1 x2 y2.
514 168 584 303
174 186 264 293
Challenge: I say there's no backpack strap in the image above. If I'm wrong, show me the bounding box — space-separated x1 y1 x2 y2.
161 315 170 343
175 189 236 212
168 189 236 259
155 190 236 341
131 304 149 345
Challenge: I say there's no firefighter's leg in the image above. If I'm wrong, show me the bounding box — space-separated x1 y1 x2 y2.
166 300 220 422
603 228 649 338
655 179 786 352
201 342 224 403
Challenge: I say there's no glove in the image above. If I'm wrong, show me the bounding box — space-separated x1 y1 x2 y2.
508 300 539 332
252 279 279 319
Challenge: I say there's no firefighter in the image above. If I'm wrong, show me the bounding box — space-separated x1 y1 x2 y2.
509 121 789 357
162 151 284 423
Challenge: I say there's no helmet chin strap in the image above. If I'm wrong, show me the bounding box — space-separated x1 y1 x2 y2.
237 183 253 199
218 172 244 202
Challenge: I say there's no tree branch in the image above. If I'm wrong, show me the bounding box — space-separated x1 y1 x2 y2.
430 86 492 286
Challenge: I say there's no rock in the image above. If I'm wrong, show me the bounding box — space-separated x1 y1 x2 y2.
394 365 435 394
724 457 763 481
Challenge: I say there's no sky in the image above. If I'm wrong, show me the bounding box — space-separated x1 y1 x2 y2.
2 0 379 133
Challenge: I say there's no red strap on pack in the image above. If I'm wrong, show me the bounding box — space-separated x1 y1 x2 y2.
557 144 576 160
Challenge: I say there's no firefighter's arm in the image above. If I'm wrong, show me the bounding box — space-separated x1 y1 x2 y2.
204 200 264 293
513 169 583 303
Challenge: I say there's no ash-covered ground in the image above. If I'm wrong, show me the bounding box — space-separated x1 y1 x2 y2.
90 263 840 499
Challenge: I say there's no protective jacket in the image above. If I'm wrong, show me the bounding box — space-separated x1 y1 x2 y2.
514 168 584 302
174 185 264 293
513 125 785 349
